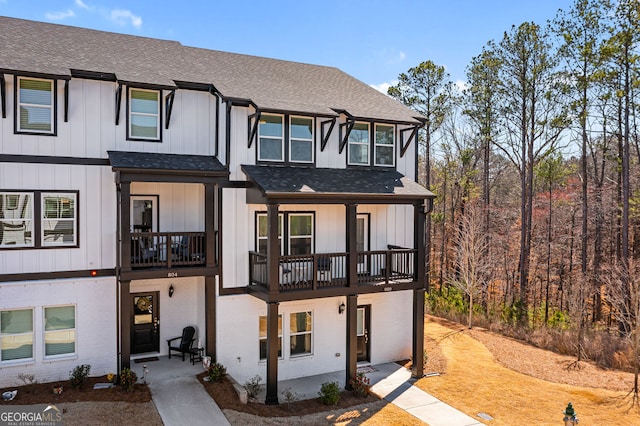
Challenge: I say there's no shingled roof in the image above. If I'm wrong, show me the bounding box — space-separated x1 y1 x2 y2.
242 165 434 203
0 16 423 124
108 151 227 176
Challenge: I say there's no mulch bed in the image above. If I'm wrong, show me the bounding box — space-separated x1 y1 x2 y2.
197 372 379 417
1 376 152 405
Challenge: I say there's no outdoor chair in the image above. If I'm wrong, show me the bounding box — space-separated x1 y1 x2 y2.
317 256 332 283
167 326 196 361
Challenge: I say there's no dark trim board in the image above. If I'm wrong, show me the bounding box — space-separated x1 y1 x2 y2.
0 268 115 283
0 154 110 166
119 266 219 282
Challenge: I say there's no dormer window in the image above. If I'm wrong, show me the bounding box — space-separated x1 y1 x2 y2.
128 88 161 141
374 124 395 167
348 122 369 165
348 122 396 167
16 77 56 135
258 114 314 164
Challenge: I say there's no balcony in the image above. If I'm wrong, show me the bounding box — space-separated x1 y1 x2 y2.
248 248 417 293
130 231 208 269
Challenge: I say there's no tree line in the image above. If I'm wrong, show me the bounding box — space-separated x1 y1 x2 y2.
389 0 640 395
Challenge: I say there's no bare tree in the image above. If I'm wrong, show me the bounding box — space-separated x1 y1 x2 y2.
447 202 489 329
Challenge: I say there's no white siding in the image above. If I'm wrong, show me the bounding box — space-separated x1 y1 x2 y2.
130 182 205 232
0 277 117 387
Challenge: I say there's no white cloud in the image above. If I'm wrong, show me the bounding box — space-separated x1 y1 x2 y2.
370 80 398 95
45 9 75 20
75 0 90 10
110 9 142 29
455 79 468 92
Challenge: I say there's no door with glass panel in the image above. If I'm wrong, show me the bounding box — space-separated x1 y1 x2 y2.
131 292 159 354
356 305 370 362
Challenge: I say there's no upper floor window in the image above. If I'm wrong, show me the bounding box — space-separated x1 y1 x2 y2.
128 88 161 141
348 122 369 165
375 124 395 167
258 114 314 163
16 77 55 135
256 212 314 255
0 191 78 249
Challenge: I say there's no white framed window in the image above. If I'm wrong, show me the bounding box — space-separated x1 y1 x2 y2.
258 114 284 161
0 192 34 248
348 122 369 165
44 305 76 357
374 124 395 166
259 314 282 360
0 309 34 362
129 88 160 140
257 213 284 255
289 311 312 356
288 213 313 255
290 116 314 163
17 77 55 134
42 193 77 247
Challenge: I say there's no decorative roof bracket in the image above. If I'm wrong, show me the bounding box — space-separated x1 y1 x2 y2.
338 115 355 154
0 74 5 119
115 82 123 126
248 108 261 149
320 118 336 151
64 80 69 122
165 89 175 129
400 126 419 158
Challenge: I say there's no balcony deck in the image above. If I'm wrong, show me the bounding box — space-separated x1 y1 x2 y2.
130 231 207 269
249 249 417 294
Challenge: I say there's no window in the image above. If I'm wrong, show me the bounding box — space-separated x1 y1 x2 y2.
0 191 78 249
256 212 313 255
42 193 77 246
129 88 160 140
258 114 314 163
375 124 395 166
290 117 314 163
16 77 55 135
0 192 33 247
258 114 284 161
44 306 76 357
289 311 312 356
259 314 282 360
0 309 34 362
348 122 369 165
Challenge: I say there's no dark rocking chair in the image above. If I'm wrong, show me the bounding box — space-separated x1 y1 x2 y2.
167 326 196 361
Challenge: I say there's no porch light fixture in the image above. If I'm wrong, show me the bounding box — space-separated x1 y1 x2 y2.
169 284 175 298
338 302 345 314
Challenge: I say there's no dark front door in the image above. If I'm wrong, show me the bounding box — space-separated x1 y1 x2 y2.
131 292 159 354
357 305 370 362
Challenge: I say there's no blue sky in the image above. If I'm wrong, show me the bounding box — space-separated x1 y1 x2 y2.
1 0 575 91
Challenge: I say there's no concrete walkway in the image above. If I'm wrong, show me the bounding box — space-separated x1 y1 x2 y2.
131 355 230 426
132 357 480 425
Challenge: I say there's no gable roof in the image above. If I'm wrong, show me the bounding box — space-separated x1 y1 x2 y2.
242 164 434 204
0 16 423 124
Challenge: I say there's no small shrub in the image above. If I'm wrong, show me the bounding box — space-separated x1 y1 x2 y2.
318 381 341 405
69 364 91 389
118 367 138 392
349 372 371 397
243 375 263 398
207 362 227 382
281 387 301 410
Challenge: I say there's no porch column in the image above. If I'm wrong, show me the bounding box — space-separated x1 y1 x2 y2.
119 279 131 371
345 294 358 390
119 180 132 272
205 183 216 268
267 202 280 294
205 275 216 361
265 301 280 405
412 201 427 378
345 203 358 287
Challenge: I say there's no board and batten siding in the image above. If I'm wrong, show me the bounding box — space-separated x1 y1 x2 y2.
0 163 116 275
0 76 218 158
0 277 117 388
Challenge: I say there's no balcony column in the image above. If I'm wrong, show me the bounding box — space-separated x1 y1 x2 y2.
345 203 358 287
119 279 131 371
265 301 280 405
118 179 132 272
267 202 280 294
345 294 358 390
205 275 216 361
205 183 216 268
412 201 427 378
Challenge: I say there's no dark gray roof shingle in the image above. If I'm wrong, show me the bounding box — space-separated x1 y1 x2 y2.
108 151 226 174
242 165 433 201
0 16 423 124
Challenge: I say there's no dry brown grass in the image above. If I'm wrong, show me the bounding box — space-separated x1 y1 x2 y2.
417 315 640 425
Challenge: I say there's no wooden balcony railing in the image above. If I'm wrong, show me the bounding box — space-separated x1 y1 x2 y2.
130 231 207 269
249 248 417 292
